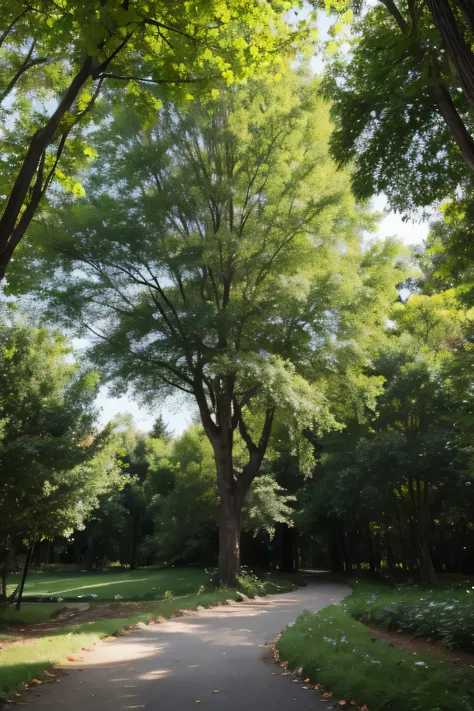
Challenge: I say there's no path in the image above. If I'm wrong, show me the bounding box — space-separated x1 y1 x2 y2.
25 578 348 711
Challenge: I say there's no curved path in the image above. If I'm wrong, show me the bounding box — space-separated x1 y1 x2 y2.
27 578 348 711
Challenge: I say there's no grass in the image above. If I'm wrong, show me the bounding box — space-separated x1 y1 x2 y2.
277 605 474 711
6 567 212 602
0 568 299 700
345 579 474 652
0 604 65 626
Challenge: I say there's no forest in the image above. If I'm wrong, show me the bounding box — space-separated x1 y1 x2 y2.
2 1 474 709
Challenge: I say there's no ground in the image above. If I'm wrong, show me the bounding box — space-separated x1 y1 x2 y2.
0 568 301 698
11 578 349 711
277 578 474 711
4 571 474 711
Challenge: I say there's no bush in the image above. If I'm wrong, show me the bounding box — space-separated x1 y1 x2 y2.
345 581 474 652
277 605 474 711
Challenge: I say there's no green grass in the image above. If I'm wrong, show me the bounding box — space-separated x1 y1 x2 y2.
345 580 474 652
6 567 213 602
0 568 299 700
0 604 65 627
277 605 474 711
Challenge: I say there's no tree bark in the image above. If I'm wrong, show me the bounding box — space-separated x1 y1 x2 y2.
218 488 241 584
0 552 7 601
428 0 474 106
0 57 95 279
381 0 474 172
16 542 35 611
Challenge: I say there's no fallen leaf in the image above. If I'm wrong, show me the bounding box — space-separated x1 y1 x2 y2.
66 656 83 662
304 678 310 683
212 690 219 694
350 702 357 707
339 702 347 706
88 694 96 697
30 680 42 686
323 692 334 698
297 667 303 674
195 701 201 704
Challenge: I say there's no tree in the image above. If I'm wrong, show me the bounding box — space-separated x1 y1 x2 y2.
320 0 474 211
150 414 172 440
20 69 405 583
299 288 474 584
0 317 119 604
143 424 295 566
0 0 315 281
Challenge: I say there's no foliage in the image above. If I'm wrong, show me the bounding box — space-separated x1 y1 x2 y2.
277 604 474 711
320 0 474 211
0 0 316 278
0 317 120 598
142 425 296 564
297 287 474 582
345 580 474 653
16 67 406 580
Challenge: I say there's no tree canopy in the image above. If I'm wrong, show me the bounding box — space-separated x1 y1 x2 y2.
17 68 406 581
0 0 315 280
321 0 474 211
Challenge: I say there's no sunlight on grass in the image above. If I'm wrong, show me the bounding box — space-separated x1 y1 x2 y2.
346 580 474 652
278 605 474 711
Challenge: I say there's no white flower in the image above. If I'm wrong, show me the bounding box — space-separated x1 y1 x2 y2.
114 594 122 600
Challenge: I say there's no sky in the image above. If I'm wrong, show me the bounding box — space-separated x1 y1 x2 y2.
94 10 431 436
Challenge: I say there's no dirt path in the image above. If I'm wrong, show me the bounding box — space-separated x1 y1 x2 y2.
366 622 474 667
19 579 348 711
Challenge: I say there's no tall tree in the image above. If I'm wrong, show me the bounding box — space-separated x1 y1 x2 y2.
20 70 405 582
0 0 315 281
0 318 119 603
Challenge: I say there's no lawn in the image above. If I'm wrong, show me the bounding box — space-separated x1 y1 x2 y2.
0 567 300 700
0 603 65 626
345 579 474 652
277 605 474 711
6 567 212 602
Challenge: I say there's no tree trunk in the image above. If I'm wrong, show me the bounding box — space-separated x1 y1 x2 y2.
218 488 241 585
279 524 296 573
413 514 437 585
16 542 34 611
0 553 7 601
129 515 140 570
428 0 474 106
84 536 95 570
